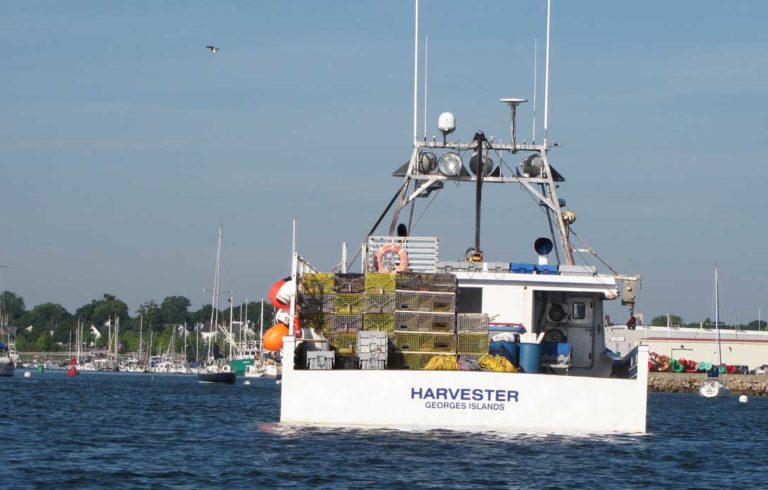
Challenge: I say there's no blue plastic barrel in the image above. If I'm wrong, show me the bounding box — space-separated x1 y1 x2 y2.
518 342 542 374
489 341 519 367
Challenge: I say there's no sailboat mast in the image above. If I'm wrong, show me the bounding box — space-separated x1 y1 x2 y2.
139 315 143 366
713 268 722 365
209 224 223 362
260 298 264 356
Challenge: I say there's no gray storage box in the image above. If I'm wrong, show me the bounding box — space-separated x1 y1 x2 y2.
357 331 388 356
306 351 335 370
359 351 387 370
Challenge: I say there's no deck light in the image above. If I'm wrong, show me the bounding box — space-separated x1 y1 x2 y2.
437 152 463 176
418 152 437 173
469 153 494 176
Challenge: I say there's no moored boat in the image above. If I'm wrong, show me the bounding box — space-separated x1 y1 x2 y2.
272 1 649 434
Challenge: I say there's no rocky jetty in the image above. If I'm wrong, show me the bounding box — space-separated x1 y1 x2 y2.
650 372 768 395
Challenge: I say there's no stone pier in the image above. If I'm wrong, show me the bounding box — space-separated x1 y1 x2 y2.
649 372 768 395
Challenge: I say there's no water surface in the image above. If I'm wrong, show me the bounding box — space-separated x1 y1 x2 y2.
3 370 765 488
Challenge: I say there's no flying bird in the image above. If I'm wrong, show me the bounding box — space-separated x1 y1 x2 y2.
206 45 220 53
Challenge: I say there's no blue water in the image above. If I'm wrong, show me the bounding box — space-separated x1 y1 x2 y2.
3 370 766 489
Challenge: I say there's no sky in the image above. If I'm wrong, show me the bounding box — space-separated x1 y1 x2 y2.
1 1 767 325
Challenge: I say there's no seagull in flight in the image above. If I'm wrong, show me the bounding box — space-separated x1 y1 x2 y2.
206 45 220 53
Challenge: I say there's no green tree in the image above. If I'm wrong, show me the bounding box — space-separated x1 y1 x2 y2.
191 304 220 327
0 290 26 324
160 296 191 325
19 303 70 334
74 293 129 327
747 320 766 331
243 300 276 327
650 314 684 327
137 301 162 331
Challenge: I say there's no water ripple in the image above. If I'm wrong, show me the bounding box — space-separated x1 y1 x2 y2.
3 372 766 488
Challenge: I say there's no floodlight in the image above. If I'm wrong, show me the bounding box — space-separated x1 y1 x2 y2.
437 152 463 176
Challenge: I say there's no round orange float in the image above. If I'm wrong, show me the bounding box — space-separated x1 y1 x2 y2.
262 323 289 351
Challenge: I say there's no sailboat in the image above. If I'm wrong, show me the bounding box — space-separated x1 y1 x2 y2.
198 225 236 384
699 267 730 398
67 321 81 376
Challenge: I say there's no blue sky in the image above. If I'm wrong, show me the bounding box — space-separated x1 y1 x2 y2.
1 1 767 325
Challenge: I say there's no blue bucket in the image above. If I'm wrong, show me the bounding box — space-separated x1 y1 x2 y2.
489 341 519 367
518 342 542 374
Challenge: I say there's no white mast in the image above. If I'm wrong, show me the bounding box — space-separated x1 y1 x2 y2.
208 224 223 362
532 38 537 144
423 32 428 140
139 315 143 366
259 298 265 356
412 0 420 145
543 0 552 148
228 295 234 360
715 266 722 367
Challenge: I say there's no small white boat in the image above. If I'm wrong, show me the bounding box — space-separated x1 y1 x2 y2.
699 378 730 398
699 267 729 399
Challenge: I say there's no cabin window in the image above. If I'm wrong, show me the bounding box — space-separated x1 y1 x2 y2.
457 287 483 313
572 302 586 320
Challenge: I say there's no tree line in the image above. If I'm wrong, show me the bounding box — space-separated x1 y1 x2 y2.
0 290 275 354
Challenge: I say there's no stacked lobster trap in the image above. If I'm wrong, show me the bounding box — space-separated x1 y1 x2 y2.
298 271 490 370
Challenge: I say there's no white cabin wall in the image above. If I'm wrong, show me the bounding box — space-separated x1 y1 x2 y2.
479 284 530 326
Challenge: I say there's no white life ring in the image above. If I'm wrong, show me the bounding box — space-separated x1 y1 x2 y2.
375 243 409 272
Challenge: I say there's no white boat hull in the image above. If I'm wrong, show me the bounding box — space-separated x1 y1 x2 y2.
280 339 649 434
699 379 730 398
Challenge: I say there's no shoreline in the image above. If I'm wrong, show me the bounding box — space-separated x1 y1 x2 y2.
649 372 768 395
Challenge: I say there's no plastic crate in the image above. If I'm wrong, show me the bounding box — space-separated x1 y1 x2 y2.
364 272 396 294
541 342 571 364
306 351 335 370
330 314 363 333
364 293 396 313
511 263 535 273
363 313 396 332
301 273 335 294
357 331 388 356
392 332 456 352
328 332 357 356
395 311 455 332
457 333 490 354
535 264 559 275
395 291 456 313
334 273 365 293
299 294 335 315
359 351 387 370
333 293 365 314
457 313 490 333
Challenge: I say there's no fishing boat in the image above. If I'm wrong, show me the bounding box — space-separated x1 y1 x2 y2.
699 267 730 398
198 225 236 384
271 1 649 433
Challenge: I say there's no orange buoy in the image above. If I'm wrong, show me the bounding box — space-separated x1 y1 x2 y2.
268 278 291 308
262 323 289 352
